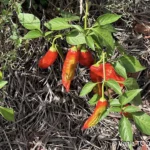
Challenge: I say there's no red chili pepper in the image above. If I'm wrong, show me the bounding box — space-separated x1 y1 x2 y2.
93 83 102 96
90 70 103 96
90 63 125 86
79 49 94 68
38 46 58 69
62 46 79 92
82 99 108 129
90 70 102 83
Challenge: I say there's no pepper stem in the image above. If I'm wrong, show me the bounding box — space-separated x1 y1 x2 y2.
52 35 62 48
84 0 89 29
70 46 78 51
101 51 106 101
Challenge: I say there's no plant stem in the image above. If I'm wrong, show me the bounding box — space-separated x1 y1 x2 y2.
101 51 106 101
52 35 62 48
84 0 89 29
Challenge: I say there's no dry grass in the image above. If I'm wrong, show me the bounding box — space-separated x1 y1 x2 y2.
0 0 150 150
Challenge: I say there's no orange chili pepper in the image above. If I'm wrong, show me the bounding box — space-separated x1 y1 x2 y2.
62 46 79 92
82 99 108 129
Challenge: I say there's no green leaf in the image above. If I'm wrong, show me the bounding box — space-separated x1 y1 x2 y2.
133 112 150 135
0 80 8 89
90 33 103 49
119 116 133 142
44 31 53 37
85 35 95 50
0 106 15 121
109 99 121 107
119 89 142 106
119 55 146 73
124 106 140 113
63 16 80 22
94 22 116 33
98 108 110 121
124 78 141 105
18 13 41 31
59 10 80 21
23 30 43 39
44 17 71 30
105 79 122 95
72 25 84 32
101 24 116 32
80 82 97 96
88 94 100 105
110 106 121 112
113 61 127 79
66 30 86 45
92 27 115 54
97 13 121 25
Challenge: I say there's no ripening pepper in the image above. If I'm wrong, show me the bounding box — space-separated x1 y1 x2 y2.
93 83 102 96
90 70 103 96
38 46 58 69
90 63 125 86
79 49 94 68
62 46 79 92
82 99 108 129
90 70 102 83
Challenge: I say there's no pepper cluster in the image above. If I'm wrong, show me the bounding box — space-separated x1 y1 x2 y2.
38 45 126 129
38 45 94 92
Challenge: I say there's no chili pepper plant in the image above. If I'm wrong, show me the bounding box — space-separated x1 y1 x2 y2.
17 0 150 147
